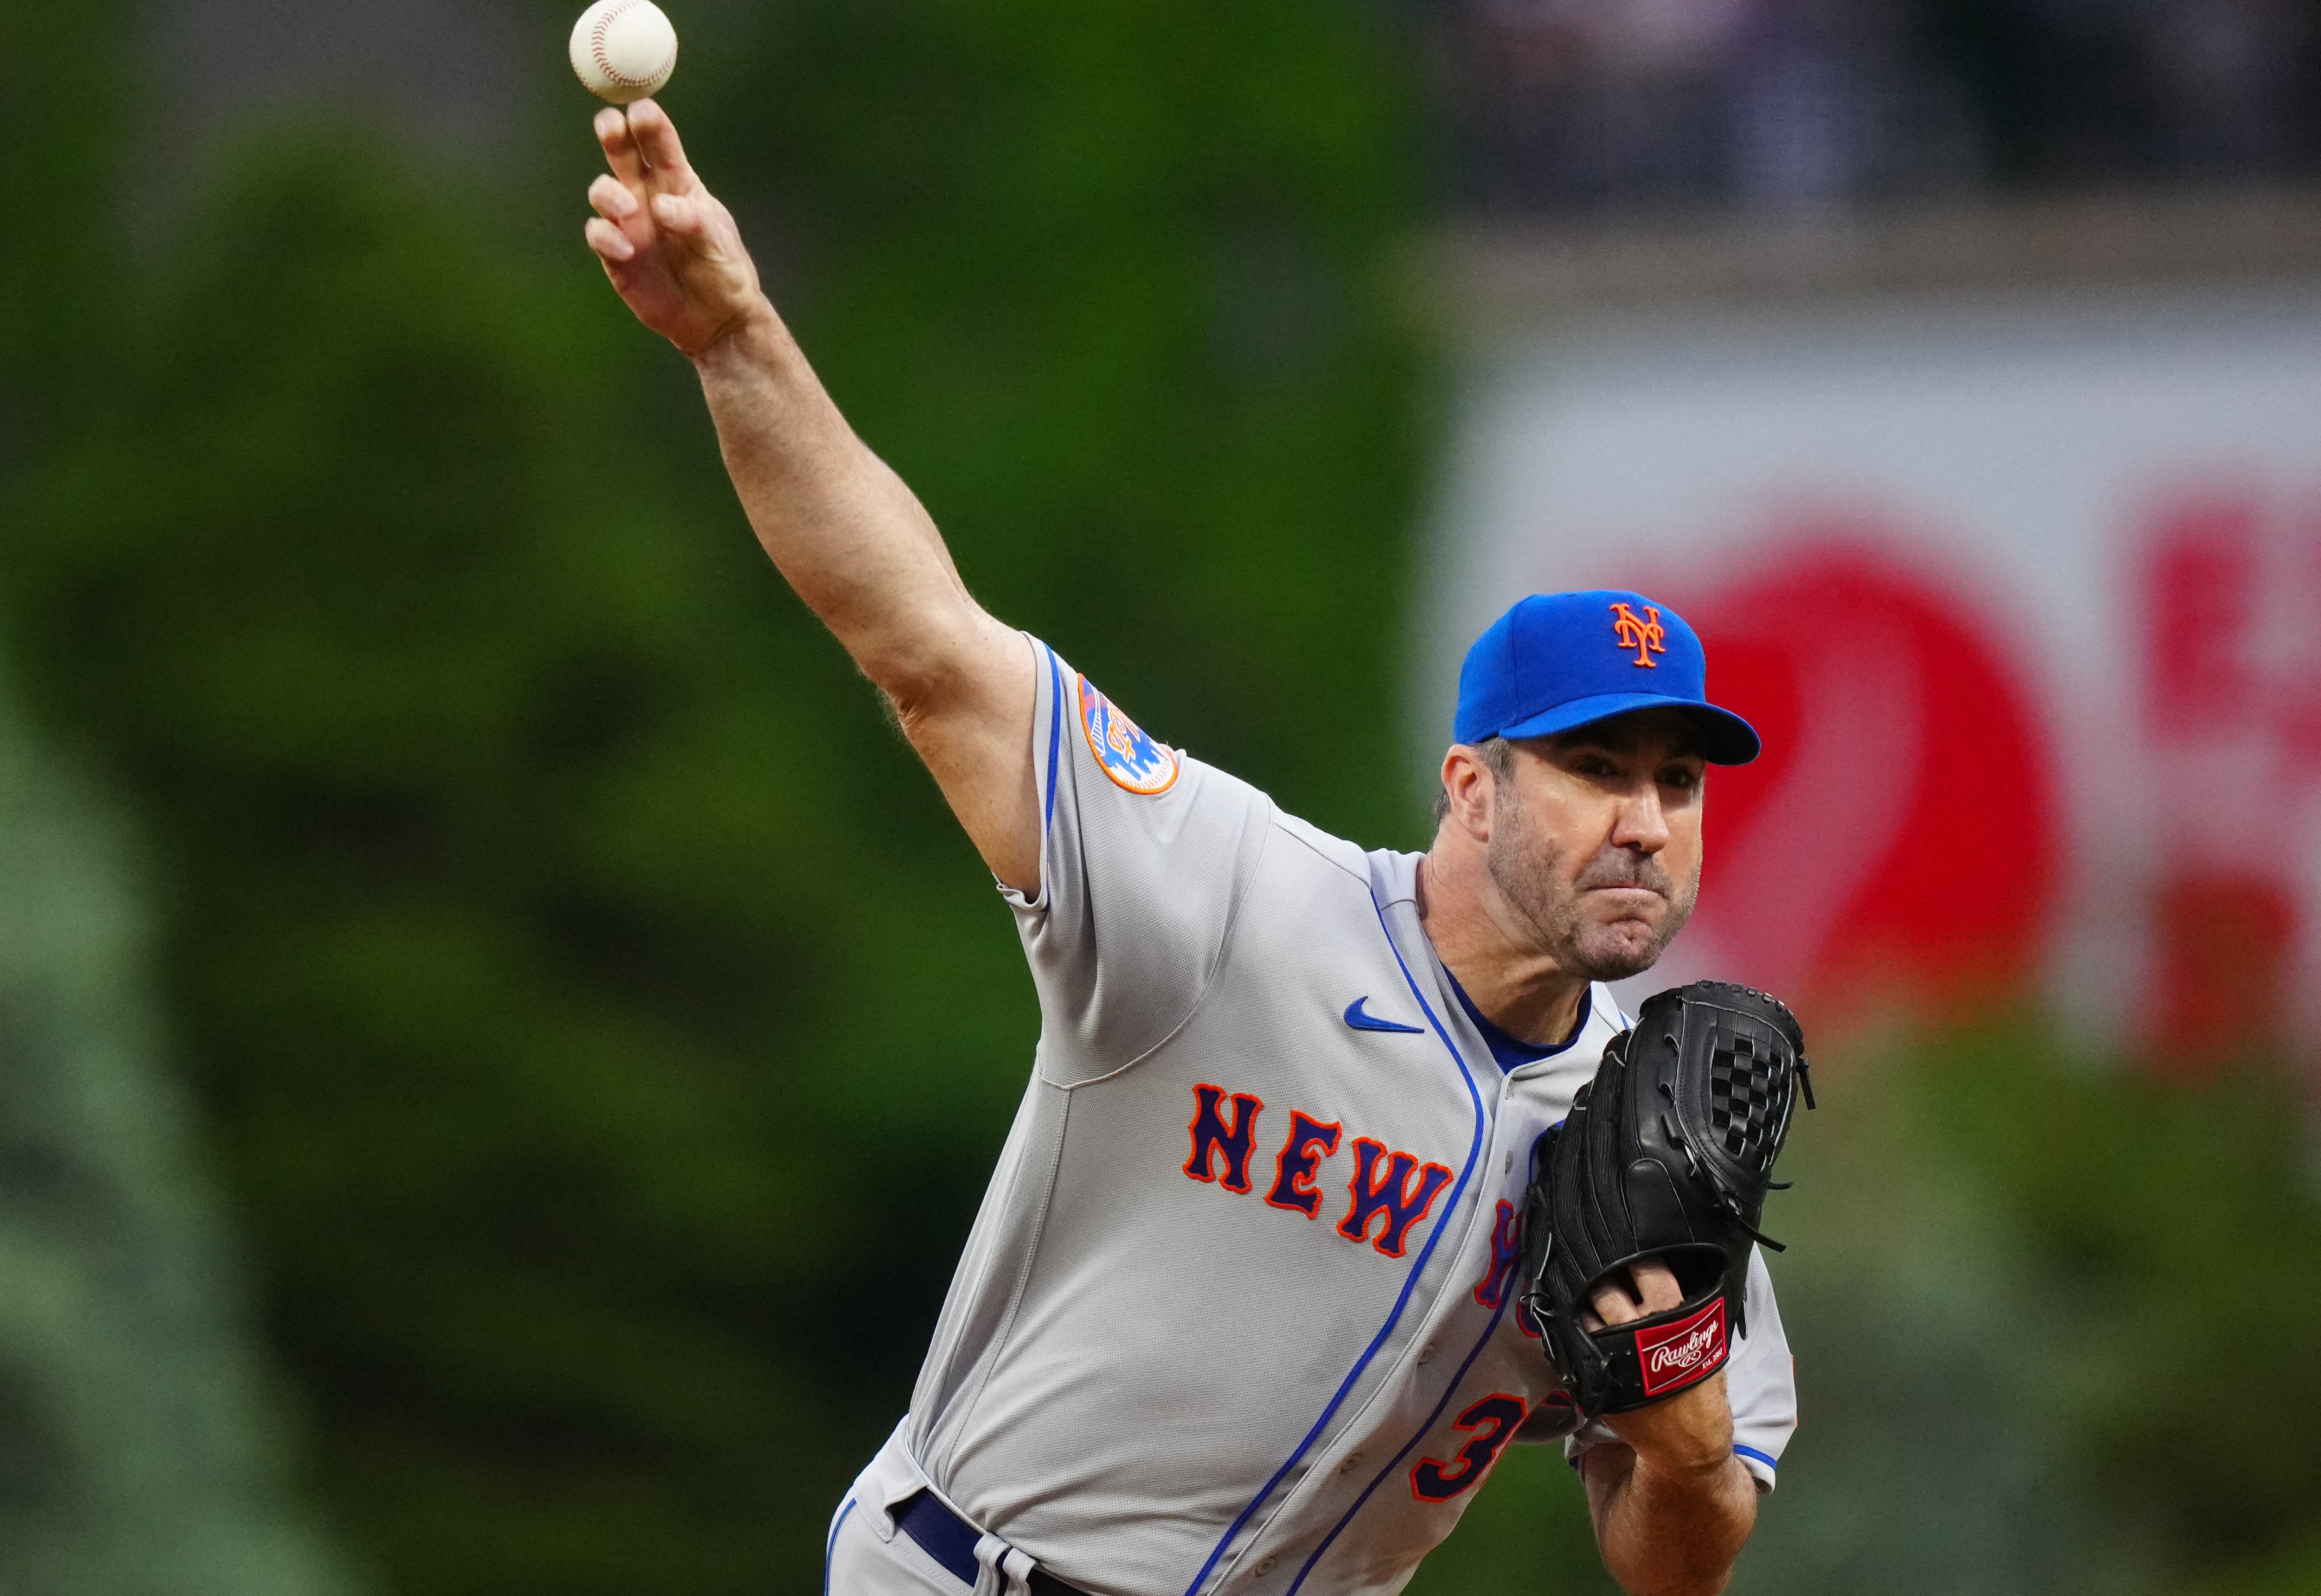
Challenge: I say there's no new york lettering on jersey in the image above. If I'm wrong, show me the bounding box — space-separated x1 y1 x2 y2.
827 641 1796 1596
1184 1086 1453 1257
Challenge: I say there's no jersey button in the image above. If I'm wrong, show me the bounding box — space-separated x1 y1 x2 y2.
1253 1555 1277 1577
1417 1342 1436 1365
1338 1451 1363 1473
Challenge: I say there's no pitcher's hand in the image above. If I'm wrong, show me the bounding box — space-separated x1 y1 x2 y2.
1584 1260 1736 1479
583 99 769 358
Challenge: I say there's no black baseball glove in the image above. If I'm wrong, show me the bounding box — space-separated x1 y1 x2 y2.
1518 981 1812 1417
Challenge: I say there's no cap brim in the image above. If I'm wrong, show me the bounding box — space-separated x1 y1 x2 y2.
1495 692 1761 764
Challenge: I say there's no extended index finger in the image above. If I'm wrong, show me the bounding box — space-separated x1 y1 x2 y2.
595 106 648 188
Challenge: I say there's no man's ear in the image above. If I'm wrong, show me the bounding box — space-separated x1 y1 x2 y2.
1439 745 1494 839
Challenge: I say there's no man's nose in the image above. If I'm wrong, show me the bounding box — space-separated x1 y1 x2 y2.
1611 783 1670 853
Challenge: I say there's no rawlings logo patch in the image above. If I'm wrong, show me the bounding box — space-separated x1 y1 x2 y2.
1609 601 1666 667
1078 676 1179 795
1635 1297 1726 1397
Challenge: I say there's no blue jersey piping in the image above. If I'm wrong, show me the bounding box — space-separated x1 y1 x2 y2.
824 1497 857 1596
1284 1282 1514 1593
1182 891 1487 1596
1042 647 1065 834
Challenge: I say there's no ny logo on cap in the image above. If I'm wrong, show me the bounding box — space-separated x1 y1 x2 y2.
1609 602 1667 667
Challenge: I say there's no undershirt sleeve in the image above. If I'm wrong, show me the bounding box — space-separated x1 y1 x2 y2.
1001 637 1271 1086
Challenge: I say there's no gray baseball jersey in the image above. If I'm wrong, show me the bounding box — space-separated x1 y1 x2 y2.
830 638 1796 1596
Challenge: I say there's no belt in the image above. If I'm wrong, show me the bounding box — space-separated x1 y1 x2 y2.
895 1489 1092 1596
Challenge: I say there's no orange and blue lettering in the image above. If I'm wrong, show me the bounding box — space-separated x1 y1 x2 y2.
1184 1084 1264 1193
1263 1112 1344 1218
1410 1395 1528 1502
1473 1199 1521 1309
1336 1138 1453 1257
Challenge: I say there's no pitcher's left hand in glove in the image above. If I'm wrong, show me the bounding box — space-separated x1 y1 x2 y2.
1519 981 1812 1417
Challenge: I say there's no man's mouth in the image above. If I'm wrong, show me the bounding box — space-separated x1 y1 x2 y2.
1583 880 1666 900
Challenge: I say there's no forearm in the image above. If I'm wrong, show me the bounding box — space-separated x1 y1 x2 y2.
1584 1447 1757 1596
692 311 994 700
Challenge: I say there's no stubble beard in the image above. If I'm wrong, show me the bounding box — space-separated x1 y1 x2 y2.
1484 795 1699 982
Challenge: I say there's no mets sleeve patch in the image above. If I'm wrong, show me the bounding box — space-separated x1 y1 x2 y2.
1077 675 1180 795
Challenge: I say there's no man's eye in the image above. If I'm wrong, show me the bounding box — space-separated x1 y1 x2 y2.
1661 768 1702 791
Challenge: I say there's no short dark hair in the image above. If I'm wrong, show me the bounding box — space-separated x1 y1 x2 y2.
1431 735 1513 826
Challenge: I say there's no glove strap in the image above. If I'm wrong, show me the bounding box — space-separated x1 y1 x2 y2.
1591 1292 1730 1409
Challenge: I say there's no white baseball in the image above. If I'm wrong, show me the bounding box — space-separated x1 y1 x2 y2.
569 0 679 105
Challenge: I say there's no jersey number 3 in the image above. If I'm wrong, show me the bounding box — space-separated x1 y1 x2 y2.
1409 1394 1528 1502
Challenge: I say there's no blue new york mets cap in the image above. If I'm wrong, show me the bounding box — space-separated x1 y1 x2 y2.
1453 590 1760 764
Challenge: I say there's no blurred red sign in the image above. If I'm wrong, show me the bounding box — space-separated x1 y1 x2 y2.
2141 497 2321 1074
1653 540 2058 1021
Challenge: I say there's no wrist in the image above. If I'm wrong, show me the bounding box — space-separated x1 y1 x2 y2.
689 299 788 374
1603 1371 1733 1481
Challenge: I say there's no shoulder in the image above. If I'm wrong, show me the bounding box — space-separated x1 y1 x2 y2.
1264 809 1372 885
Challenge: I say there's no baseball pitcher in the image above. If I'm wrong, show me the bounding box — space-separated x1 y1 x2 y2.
582 99 1805 1596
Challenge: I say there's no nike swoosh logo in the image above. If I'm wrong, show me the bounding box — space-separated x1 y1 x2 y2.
1344 996 1423 1034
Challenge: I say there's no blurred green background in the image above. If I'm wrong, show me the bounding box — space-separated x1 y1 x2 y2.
4 0 2321 1593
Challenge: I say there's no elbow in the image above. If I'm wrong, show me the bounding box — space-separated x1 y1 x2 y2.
1601 1542 1742 1596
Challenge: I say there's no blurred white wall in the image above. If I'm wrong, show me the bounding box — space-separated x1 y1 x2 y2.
1421 191 2321 1065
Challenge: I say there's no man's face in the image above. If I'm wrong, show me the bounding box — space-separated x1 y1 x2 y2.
1484 710 1706 981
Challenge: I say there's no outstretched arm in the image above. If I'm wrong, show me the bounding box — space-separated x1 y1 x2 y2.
583 100 1039 891
1578 1263 1759 1596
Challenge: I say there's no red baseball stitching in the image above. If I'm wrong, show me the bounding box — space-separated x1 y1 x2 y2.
590 1 674 88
